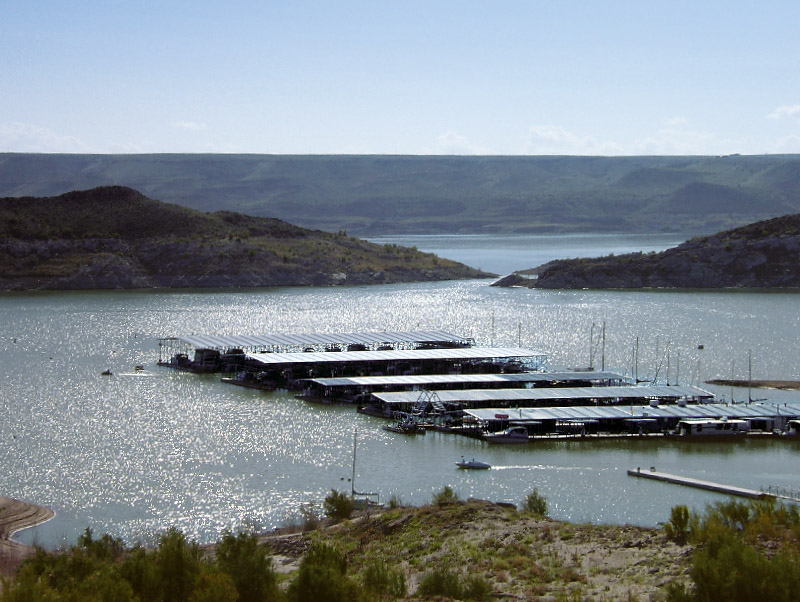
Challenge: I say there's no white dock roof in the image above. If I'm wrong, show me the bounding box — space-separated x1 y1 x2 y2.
304 371 626 387
465 402 800 423
163 330 472 351
371 385 713 405
245 346 547 366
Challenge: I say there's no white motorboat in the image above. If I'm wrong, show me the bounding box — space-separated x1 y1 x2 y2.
483 425 529 443
455 456 491 469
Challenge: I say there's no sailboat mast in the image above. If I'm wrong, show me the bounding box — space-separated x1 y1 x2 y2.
351 429 357 496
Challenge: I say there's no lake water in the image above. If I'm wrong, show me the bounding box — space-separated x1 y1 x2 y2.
2 233 799 549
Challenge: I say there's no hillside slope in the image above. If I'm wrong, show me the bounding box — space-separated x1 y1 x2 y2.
0 187 492 291
504 213 800 289
1 153 799 235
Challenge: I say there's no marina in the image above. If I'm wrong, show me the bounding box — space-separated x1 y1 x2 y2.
3 234 800 549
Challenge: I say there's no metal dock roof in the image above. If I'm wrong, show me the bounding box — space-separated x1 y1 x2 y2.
162 330 473 351
464 402 800 423
304 371 626 388
372 384 713 405
245 346 547 366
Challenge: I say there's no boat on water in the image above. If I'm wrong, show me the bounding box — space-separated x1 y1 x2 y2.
383 420 426 435
455 456 491 469
674 418 750 437
483 425 530 443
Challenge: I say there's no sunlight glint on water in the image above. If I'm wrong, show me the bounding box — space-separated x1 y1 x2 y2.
1 234 799 548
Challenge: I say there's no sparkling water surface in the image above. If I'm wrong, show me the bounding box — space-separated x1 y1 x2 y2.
2 234 799 548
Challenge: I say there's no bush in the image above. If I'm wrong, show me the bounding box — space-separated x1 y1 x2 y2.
215 531 280 602
324 489 355 521
664 505 691 545
463 573 493 600
361 558 407 598
523 489 548 517
417 567 463 598
155 528 202 602
663 499 800 602
433 485 459 506
287 542 359 602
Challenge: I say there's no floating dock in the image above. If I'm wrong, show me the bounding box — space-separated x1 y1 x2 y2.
628 468 772 499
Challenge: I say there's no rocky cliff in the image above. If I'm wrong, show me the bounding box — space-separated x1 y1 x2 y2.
494 213 800 289
0 187 492 291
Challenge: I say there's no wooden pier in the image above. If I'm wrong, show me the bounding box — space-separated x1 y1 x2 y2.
627 467 773 500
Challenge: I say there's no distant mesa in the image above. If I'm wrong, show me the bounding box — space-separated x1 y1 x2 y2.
1 153 800 235
493 213 800 290
0 186 493 291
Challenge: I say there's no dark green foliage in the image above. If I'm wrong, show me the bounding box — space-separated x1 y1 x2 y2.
433 485 459 506
214 531 280 602
664 505 691 545
523 489 548 517
664 498 800 601
323 489 354 521
286 542 359 602
154 528 202 602
189 570 240 602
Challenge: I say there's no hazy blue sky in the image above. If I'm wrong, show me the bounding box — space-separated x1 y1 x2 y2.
3 1 799 155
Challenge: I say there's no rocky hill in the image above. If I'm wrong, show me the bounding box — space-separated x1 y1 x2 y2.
495 213 800 289
0 187 492 291
2 153 799 235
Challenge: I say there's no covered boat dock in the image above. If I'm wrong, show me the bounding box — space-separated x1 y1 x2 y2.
299 370 629 403
239 346 548 388
158 330 476 372
462 400 800 438
365 384 713 417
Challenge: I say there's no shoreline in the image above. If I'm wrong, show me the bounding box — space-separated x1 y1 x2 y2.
706 379 800 391
0 496 55 577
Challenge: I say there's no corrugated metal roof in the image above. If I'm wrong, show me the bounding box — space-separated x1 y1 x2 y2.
465 402 800 422
372 385 713 404
168 330 472 350
305 371 626 387
245 346 546 366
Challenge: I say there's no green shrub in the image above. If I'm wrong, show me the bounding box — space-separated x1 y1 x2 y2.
287 542 358 602
463 573 493 600
664 505 691 545
155 528 202 602
324 489 355 521
433 485 460 506
523 489 548 517
215 531 280 602
361 558 407 598
417 566 463 598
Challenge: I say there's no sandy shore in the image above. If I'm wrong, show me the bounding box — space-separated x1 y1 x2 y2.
0 497 54 577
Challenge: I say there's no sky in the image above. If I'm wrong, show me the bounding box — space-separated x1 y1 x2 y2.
2 1 800 156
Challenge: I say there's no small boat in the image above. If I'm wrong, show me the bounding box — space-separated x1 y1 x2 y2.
101 369 113 376
483 425 529 444
382 420 426 435
455 456 491 469
674 418 750 438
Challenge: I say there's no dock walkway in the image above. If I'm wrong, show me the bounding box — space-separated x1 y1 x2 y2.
628 468 773 500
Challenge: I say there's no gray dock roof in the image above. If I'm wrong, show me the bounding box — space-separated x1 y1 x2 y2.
304 371 626 388
245 346 547 366
371 384 713 405
162 330 472 351
464 402 800 423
